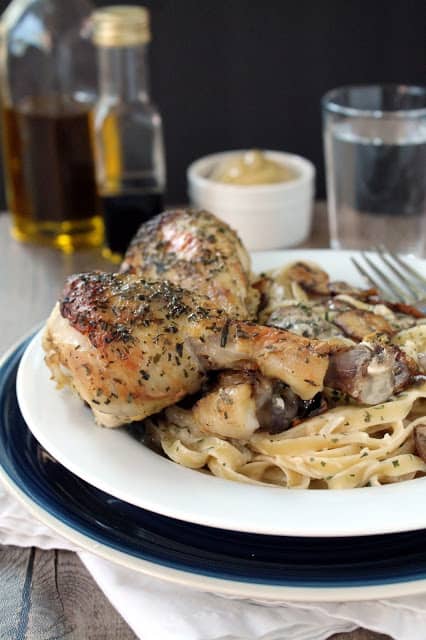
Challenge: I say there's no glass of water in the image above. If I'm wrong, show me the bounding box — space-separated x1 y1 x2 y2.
322 85 426 255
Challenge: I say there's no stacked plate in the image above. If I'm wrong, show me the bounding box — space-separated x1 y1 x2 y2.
2 250 426 603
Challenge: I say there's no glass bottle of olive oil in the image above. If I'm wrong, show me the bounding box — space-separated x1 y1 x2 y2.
0 0 103 252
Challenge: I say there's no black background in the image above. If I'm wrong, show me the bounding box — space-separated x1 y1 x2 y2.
0 0 425 204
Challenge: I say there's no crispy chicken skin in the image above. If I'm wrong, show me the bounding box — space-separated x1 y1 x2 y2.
43 272 335 427
120 209 258 319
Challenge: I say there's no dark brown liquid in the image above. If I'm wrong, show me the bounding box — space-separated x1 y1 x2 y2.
2 98 100 224
101 190 164 255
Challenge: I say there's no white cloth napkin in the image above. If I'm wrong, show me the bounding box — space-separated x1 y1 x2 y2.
3 482 426 640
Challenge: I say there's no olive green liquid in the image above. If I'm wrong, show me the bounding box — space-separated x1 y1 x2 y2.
2 97 103 252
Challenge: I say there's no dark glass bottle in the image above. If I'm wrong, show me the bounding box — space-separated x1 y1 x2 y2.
92 6 166 261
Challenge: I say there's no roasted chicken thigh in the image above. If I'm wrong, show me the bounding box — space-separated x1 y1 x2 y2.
120 208 258 319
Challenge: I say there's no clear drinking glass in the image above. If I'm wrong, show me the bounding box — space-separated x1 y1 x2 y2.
322 85 426 255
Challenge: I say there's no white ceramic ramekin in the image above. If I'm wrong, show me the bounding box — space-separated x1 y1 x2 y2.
187 150 315 250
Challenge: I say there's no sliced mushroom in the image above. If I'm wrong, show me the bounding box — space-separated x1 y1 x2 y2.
386 302 426 320
327 281 378 299
325 343 414 405
334 309 394 342
414 424 426 462
254 379 299 433
292 393 328 425
284 262 330 296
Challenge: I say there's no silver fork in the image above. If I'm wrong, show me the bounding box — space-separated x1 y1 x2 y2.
351 247 426 314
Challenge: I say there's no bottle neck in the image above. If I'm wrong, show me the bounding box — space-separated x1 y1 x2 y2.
97 44 150 102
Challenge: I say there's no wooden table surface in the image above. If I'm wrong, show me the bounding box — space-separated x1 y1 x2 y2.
0 206 391 640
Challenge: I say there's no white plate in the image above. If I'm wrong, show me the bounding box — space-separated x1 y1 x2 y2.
16 249 426 537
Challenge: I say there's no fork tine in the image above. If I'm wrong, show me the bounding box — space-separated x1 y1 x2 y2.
351 255 402 302
361 252 409 302
375 246 424 301
388 251 426 289
351 256 380 291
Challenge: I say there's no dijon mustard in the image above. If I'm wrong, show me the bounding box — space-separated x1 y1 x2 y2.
210 150 297 185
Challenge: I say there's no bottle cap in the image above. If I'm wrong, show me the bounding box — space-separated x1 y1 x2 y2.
92 6 150 47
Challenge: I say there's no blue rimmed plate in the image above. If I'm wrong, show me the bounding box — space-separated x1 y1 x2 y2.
3 336 426 602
